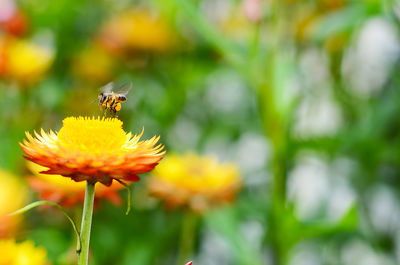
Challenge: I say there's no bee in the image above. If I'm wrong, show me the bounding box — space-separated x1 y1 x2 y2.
96 82 131 116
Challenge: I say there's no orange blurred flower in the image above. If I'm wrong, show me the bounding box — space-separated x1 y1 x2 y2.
0 39 7 75
0 169 27 238
0 0 28 37
0 10 28 36
98 9 175 54
26 162 123 207
0 239 49 265
20 116 165 186
148 153 241 213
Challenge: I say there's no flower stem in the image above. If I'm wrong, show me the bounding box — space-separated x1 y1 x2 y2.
177 211 197 265
78 181 96 265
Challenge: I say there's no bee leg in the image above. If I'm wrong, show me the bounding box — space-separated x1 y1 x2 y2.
100 105 106 117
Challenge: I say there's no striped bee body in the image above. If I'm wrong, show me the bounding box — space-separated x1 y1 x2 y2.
96 82 130 116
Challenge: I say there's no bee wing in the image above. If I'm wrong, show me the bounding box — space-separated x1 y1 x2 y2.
115 82 132 96
99 82 114 93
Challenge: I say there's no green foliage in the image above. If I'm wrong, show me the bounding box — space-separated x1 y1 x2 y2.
1 0 400 264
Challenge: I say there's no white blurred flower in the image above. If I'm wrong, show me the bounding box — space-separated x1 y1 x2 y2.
342 17 400 98
341 240 394 265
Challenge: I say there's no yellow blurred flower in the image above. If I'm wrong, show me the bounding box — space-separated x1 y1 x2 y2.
98 9 175 54
72 44 115 83
0 36 54 84
0 170 27 238
0 239 49 265
27 162 123 208
148 153 241 213
20 116 165 186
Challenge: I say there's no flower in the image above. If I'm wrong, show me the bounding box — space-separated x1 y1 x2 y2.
97 9 175 54
0 239 48 265
20 116 165 186
0 9 28 36
26 162 123 207
148 153 241 213
243 0 262 22
0 169 27 238
71 44 115 83
0 36 54 84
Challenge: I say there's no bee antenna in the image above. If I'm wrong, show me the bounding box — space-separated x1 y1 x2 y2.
90 98 99 105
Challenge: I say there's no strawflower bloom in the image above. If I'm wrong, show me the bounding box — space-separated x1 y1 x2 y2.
20 116 165 265
0 239 48 265
0 169 27 238
148 153 241 213
26 162 123 208
20 116 165 186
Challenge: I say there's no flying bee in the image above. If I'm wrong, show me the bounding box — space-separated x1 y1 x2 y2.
96 82 131 116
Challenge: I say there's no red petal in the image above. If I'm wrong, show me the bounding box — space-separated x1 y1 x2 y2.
123 175 140 181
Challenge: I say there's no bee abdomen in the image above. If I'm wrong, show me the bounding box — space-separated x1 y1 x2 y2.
117 95 126 102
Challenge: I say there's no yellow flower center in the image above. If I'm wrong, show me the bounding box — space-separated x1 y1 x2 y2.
57 117 127 156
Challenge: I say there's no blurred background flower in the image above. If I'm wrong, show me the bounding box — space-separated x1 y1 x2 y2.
148 153 241 213
0 169 27 238
71 44 115 84
0 0 28 37
97 9 176 55
0 239 49 265
0 36 54 84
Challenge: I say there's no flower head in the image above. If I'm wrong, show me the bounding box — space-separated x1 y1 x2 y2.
71 44 115 83
27 162 123 207
98 9 175 54
0 9 28 36
21 116 165 186
0 169 27 238
148 153 241 213
0 36 54 84
0 239 48 265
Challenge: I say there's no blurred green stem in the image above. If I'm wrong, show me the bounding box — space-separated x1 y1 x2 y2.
78 181 96 265
177 211 198 265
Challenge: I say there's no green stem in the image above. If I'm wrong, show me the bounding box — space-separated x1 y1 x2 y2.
177 211 197 265
78 181 96 265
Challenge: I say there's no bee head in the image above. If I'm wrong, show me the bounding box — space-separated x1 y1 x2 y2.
99 93 106 103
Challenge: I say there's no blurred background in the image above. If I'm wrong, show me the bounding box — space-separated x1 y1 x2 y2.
1 0 400 264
